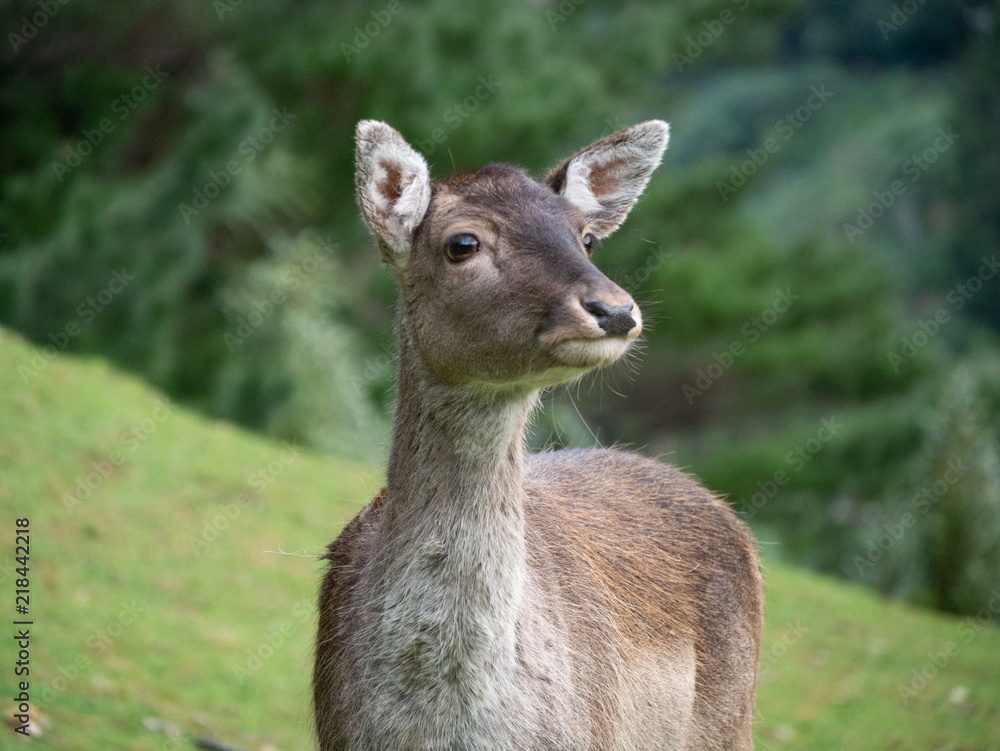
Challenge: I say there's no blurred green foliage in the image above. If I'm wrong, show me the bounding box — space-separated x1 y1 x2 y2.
1 0 998 615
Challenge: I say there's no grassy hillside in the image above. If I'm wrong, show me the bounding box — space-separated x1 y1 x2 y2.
1 328 998 750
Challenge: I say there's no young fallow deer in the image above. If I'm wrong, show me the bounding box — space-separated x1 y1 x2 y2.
314 120 763 750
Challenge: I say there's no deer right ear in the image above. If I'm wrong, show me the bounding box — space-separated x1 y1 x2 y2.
355 120 431 271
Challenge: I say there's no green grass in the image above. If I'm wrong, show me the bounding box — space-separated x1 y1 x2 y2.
1 327 998 750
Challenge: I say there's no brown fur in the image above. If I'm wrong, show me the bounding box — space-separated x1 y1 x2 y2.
314 121 763 750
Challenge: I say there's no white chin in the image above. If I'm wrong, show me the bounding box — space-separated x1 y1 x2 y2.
551 337 631 369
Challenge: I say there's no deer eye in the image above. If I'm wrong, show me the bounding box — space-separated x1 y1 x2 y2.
582 232 597 257
444 233 480 263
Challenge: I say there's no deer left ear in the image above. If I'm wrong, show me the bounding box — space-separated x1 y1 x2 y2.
545 120 669 238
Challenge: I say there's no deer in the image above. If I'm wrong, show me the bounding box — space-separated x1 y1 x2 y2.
313 119 763 750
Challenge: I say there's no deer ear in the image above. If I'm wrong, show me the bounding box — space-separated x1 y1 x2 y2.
545 120 669 238
355 120 431 270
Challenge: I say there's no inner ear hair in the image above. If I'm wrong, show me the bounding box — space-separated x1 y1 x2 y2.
355 120 432 269
545 120 669 238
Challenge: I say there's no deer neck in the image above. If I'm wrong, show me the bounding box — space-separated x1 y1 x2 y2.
373 328 537 688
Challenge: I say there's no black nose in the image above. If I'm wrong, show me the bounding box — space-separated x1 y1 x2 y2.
582 300 636 337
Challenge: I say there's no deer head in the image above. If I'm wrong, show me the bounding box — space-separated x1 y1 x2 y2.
354 119 668 390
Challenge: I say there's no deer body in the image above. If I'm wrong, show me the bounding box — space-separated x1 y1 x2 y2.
314 121 762 750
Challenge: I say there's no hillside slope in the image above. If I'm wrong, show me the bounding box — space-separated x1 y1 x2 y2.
0 328 997 750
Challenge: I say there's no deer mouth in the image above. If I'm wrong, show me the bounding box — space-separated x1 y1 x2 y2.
546 335 635 369
539 300 641 369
